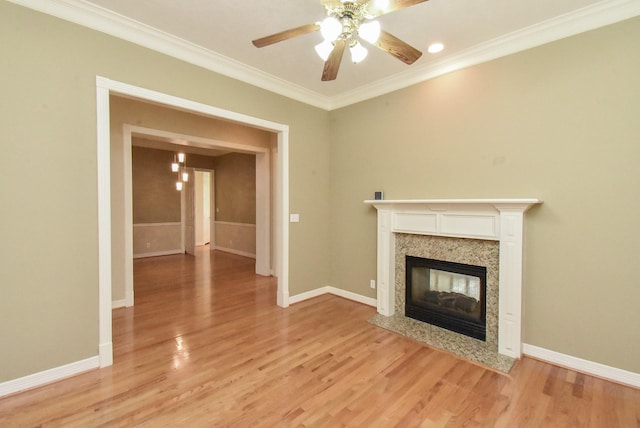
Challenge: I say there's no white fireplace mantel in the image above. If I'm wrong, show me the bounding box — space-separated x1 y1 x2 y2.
364 198 541 358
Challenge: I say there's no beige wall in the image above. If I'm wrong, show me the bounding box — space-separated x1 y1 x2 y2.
329 17 640 373
0 2 331 382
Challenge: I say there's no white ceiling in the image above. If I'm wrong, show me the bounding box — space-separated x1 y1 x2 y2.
12 0 640 109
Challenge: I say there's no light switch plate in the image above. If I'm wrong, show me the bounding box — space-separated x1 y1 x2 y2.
290 213 300 223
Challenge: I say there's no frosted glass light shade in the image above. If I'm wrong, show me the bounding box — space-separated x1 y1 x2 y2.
373 0 390 11
315 40 334 61
176 181 183 191
359 21 380 44
182 171 189 182
177 152 186 163
171 162 179 172
320 17 342 42
350 42 368 63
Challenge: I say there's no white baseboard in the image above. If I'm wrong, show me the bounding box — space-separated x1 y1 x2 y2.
214 246 256 259
523 343 640 389
289 286 377 307
0 356 99 398
112 298 127 309
99 342 113 368
289 286 330 304
327 287 377 307
112 292 134 309
133 249 183 259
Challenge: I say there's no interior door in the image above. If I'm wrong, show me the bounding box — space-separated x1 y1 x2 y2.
184 168 196 255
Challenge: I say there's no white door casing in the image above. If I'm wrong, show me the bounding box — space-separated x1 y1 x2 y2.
96 76 290 369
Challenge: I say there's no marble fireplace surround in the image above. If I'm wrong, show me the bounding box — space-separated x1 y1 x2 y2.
365 199 540 366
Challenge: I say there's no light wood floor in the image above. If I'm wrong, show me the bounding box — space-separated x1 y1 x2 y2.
1 247 638 427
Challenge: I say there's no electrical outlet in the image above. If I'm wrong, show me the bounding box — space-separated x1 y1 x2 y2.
370 279 376 289
146 242 151 249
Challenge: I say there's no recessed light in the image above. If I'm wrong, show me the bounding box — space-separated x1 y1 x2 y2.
428 43 444 54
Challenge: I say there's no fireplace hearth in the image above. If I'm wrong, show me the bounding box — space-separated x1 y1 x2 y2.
405 256 486 341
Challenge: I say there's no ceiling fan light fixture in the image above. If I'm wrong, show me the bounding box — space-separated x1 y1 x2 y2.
358 20 381 44
315 40 334 61
372 0 390 12
320 16 342 42
350 41 368 63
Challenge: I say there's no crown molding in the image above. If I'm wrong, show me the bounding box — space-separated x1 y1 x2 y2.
8 0 640 111
328 0 640 109
7 0 334 110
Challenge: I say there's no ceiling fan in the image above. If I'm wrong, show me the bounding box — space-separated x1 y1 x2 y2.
252 0 428 81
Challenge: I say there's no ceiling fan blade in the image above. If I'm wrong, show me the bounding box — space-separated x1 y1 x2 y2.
375 30 422 64
252 23 320 48
322 39 346 81
369 0 429 17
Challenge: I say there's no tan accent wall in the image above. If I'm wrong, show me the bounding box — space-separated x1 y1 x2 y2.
133 223 182 256
0 2 331 383
213 153 256 224
130 144 218 257
214 222 257 257
210 152 257 256
328 17 640 373
132 145 181 224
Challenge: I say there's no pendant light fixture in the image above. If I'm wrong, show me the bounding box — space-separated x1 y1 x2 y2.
171 152 188 191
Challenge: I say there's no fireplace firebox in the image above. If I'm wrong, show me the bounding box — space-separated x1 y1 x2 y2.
405 256 487 341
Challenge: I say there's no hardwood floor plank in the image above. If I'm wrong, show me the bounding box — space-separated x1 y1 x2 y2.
1 247 639 426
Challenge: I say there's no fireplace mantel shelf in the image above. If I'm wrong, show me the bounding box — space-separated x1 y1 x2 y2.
365 198 541 359
364 198 540 208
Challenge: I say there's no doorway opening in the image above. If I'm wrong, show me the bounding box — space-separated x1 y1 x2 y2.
194 170 213 247
123 126 270 307
96 76 290 368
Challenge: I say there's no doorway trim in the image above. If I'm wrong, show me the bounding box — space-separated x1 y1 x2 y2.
96 76 290 368
193 169 214 248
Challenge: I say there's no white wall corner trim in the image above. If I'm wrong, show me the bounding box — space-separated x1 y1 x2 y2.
0 356 99 398
523 344 640 389
289 286 377 307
